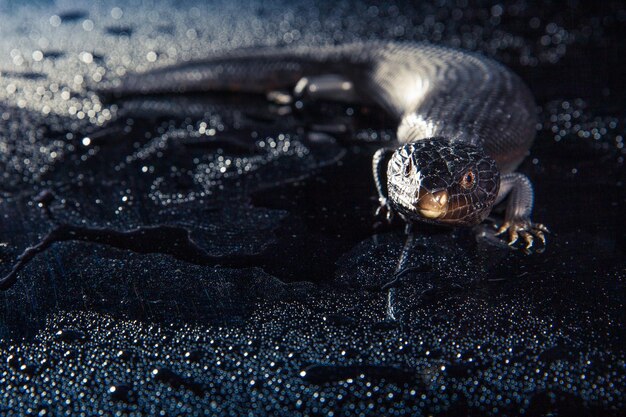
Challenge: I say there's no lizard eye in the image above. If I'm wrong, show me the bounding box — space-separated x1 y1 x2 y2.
460 170 476 189
403 158 413 177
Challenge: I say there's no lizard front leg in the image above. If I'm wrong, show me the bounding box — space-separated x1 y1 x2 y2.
494 172 549 249
372 148 396 223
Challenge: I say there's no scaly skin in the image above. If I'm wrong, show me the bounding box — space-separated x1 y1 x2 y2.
103 41 548 249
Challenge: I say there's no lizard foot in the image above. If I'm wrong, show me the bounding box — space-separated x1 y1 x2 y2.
494 219 549 251
266 90 293 106
375 198 395 223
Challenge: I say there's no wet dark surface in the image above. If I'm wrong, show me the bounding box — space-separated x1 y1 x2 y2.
0 1 624 416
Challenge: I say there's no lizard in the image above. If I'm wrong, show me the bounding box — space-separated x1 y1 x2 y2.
101 41 548 249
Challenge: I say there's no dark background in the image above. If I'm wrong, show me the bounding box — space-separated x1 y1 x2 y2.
0 0 624 415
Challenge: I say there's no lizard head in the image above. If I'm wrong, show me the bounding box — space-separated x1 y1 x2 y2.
386 138 500 226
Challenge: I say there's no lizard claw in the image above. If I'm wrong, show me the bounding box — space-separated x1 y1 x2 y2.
494 219 549 251
375 198 394 223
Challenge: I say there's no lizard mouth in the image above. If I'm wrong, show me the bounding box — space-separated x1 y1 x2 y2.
415 189 449 219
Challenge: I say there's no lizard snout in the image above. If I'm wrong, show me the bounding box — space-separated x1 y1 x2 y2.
415 189 448 219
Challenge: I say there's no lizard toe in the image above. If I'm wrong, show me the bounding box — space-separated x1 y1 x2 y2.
520 230 534 250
